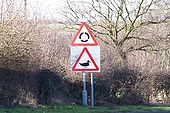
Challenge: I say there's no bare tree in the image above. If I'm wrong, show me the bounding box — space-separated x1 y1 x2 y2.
61 0 170 67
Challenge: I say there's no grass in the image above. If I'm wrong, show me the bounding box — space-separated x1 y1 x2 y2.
0 104 170 113
113 104 170 112
0 103 112 113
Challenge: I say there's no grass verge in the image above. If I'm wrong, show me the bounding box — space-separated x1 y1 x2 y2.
0 104 170 113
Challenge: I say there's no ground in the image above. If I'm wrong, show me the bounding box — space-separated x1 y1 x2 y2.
0 103 170 113
111 111 170 113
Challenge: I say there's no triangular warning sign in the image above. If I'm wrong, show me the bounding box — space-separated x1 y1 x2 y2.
71 22 98 46
72 47 99 71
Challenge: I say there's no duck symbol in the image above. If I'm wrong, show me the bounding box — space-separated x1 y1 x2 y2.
79 60 91 67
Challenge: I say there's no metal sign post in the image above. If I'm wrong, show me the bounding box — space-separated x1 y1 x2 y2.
91 73 94 107
82 72 87 106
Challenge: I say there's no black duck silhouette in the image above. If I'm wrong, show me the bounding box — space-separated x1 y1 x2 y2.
79 60 91 67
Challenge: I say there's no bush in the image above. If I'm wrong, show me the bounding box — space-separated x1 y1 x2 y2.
37 69 61 105
95 67 144 105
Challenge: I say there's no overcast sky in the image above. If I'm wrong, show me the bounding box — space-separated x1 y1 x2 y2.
28 0 65 20
28 0 154 21
1 0 159 21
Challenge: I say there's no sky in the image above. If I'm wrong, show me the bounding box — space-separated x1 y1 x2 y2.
0 0 159 21
30 0 65 10
26 0 65 20
28 0 154 21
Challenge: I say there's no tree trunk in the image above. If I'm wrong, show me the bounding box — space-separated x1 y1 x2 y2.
119 49 128 69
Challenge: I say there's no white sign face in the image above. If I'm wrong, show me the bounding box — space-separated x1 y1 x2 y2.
71 46 100 72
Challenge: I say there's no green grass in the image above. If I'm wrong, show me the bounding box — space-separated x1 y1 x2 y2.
113 104 170 112
0 103 112 113
0 104 170 113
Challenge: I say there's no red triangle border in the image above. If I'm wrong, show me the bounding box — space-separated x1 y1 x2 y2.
72 47 99 71
71 22 98 46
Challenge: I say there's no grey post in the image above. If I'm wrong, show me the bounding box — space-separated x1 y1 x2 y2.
91 73 94 107
82 72 87 106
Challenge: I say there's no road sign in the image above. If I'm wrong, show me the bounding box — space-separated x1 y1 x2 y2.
71 46 100 72
70 22 100 107
71 22 98 46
